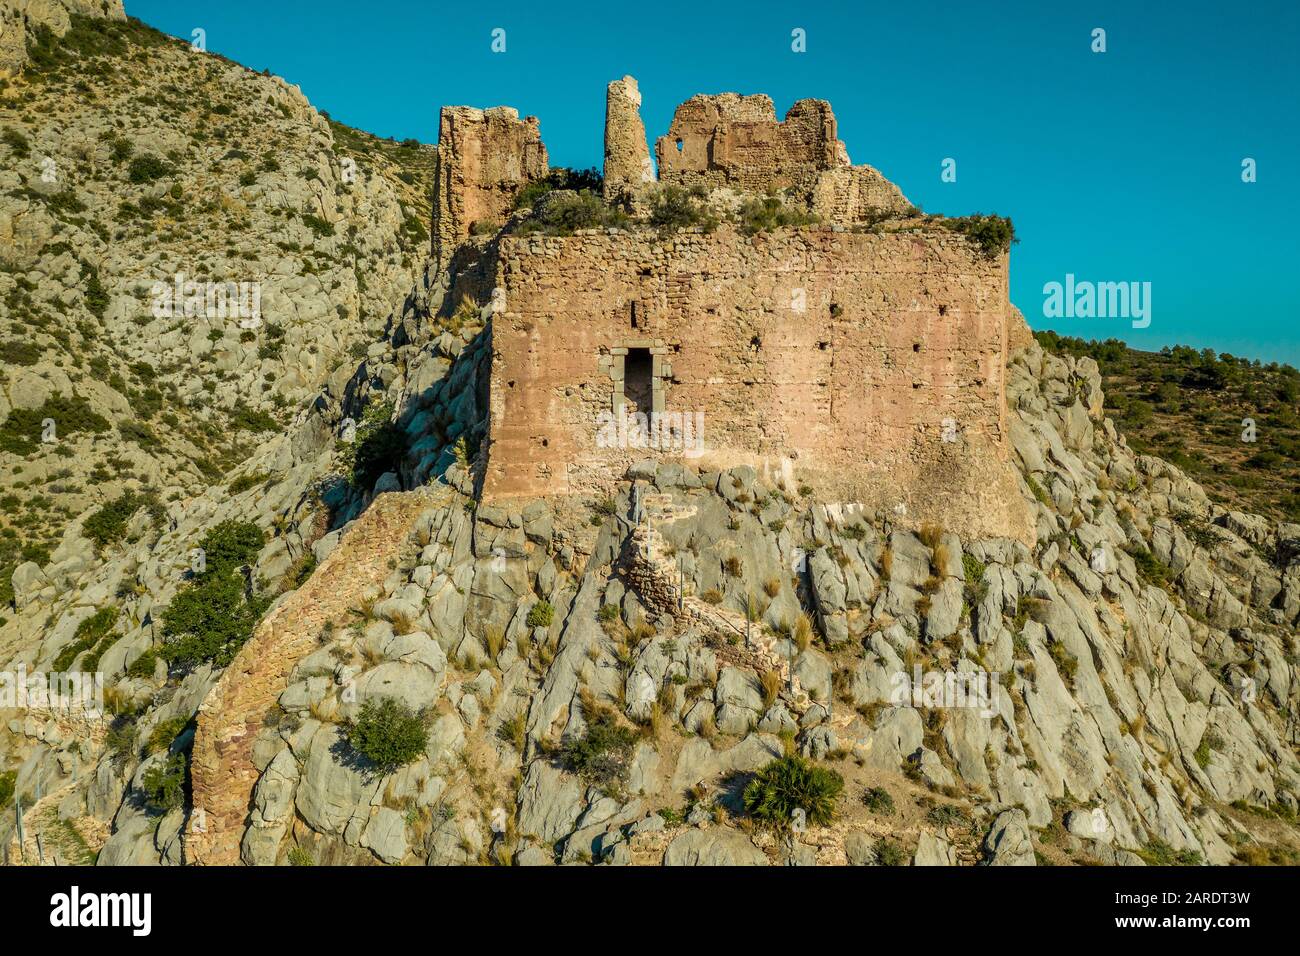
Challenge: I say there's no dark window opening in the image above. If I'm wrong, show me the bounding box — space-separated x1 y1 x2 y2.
913 343 922 352
624 348 653 415
938 304 948 316
675 138 684 152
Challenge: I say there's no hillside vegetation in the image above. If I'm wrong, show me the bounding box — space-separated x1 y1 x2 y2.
1036 331 1300 523
0 14 435 609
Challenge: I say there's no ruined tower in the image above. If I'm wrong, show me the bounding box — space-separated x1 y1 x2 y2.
432 77 1031 542
603 76 655 205
431 105 549 266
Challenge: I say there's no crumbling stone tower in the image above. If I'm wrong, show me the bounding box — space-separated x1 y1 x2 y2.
432 105 548 266
603 76 655 205
431 78 1032 543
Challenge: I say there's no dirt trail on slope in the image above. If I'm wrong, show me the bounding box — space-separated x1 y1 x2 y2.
186 489 445 865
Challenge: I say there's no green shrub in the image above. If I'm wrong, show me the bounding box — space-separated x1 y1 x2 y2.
346 697 428 773
735 194 818 235
559 708 637 787
1125 545 1173 588
525 600 554 629
228 407 279 433
862 786 896 815
140 753 186 812
118 419 159 450
2 128 30 158
517 189 628 236
0 394 110 456
52 605 119 671
512 167 603 210
301 213 334 237
1194 730 1224 769
83 492 150 550
944 213 1017 258
108 136 134 163
227 472 270 495
127 153 171 184
126 648 158 680
1136 838 1202 866
0 770 17 809
875 838 908 866
159 520 268 668
286 846 315 866
336 401 406 490
743 755 843 828
648 185 717 232
105 716 138 754
147 715 190 755
0 340 41 366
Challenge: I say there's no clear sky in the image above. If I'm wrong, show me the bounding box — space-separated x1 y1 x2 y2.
127 0 1300 365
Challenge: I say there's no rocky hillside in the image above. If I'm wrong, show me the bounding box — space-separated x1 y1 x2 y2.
1036 331 1300 524
0 13 435 610
2 12 1298 870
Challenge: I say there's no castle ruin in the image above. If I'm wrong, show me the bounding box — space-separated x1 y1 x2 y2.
431 77 1031 542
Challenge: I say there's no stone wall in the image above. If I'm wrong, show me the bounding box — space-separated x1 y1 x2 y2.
655 94 839 193
187 490 439 865
483 225 1031 542
432 105 548 266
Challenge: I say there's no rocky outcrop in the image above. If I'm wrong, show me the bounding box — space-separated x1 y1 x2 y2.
0 0 125 75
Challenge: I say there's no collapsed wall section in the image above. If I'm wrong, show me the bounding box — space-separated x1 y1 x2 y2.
652 92 912 223
484 226 1031 542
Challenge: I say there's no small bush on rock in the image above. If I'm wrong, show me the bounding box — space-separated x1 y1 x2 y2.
743 755 843 828
526 600 554 629
140 753 186 812
347 697 428 773
559 704 637 788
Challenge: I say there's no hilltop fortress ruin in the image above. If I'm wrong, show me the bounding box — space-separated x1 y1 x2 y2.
432 77 1032 542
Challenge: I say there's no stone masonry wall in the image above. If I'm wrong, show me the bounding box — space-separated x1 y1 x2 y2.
432 105 548 266
483 225 1031 542
656 94 839 193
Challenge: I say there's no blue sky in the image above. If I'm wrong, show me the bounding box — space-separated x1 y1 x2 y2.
128 0 1300 365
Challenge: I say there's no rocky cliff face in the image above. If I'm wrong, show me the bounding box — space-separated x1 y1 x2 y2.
0 1 125 75
0 14 434 616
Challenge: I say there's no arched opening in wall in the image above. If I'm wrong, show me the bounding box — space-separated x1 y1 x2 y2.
624 348 653 416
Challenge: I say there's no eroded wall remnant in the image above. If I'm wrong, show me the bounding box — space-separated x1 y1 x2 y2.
432 105 548 266
603 75 655 205
432 77 1030 541
654 92 912 223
